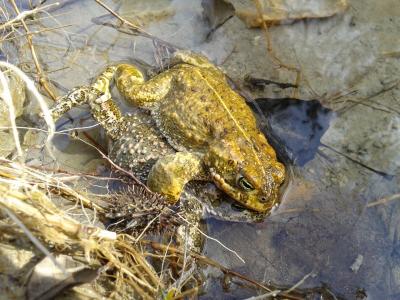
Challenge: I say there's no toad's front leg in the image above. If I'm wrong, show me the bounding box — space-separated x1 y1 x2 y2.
147 152 205 203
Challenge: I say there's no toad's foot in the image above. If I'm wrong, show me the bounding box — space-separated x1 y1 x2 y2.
147 152 205 203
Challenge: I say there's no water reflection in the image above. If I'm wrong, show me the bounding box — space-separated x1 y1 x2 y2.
255 98 334 166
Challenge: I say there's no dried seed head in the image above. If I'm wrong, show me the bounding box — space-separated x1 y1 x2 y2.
105 184 181 235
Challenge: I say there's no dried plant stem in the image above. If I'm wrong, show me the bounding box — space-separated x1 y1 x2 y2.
174 211 245 263
68 130 154 194
172 286 200 299
254 0 301 96
0 70 23 158
0 2 58 31
367 193 400 207
117 236 164 289
94 0 145 34
50 184 106 213
94 0 179 50
9 0 58 100
283 272 313 294
2 24 73 42
244 290 281 300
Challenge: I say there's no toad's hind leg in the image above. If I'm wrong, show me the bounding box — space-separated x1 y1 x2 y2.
50 66 125 140
147 152 204 203
114 64 174 107
50 86 101 121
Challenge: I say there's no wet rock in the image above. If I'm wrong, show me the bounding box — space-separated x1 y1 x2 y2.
224 0 348 27
202 0 235 31
0 242 35 299
26 255 99 300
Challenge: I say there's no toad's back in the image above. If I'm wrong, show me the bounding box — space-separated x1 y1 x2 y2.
153 64 260 152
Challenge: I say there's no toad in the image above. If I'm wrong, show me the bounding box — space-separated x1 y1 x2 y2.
50 51 285 212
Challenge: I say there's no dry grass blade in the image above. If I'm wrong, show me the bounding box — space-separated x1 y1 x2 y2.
94 0 179 51
8 0 58 100
0 2 58 31
0 70 23 158
254 0 301 98
367 193 400 207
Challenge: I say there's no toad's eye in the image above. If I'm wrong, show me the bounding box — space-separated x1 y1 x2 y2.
238 176 254 191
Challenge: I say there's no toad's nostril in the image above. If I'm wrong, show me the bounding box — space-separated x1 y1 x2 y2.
260 196 267 202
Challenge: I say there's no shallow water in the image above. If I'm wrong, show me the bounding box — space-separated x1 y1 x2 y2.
4 0 400 298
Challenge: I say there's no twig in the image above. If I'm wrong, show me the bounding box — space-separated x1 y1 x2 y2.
9 0 58 100
172 286 200 299
117 236 163 289
134 212 162 242
94 0 143 33
94 0 179 51
175 211 246 264
1 24 73 42
32 115 154 194
336 80 400 115
367 193 400 207
244 290 281 300
0 155 105 213
283 272 313 294
51 112 151 191
0 2 58 31
253 0 301 98
175 225 190 290
80 134 154 194
320 142 394 179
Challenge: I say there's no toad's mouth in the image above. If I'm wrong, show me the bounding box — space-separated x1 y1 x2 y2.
209 168 268 212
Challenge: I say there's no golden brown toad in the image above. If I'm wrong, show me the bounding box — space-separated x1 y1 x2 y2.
50 51 285 212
